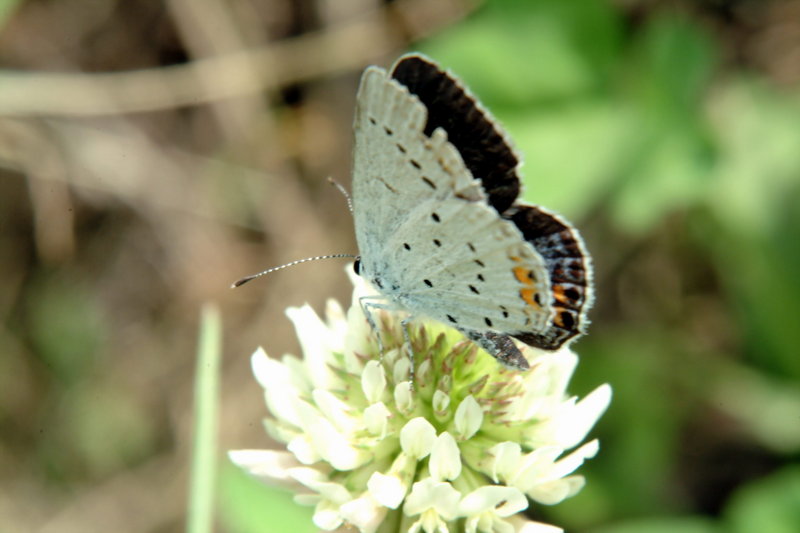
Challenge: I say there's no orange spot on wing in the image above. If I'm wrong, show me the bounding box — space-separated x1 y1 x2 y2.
519 288 541 309
513 266 530 285
552 285 568 305
513 266 538 286
553 308 565 327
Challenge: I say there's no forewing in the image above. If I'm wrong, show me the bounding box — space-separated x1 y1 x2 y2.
391 54 522 214
352 65 482 265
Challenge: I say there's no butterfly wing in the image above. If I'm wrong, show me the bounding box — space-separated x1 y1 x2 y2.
391 55 521 214
508 204 594 349
352 65 484 256
388 54 594 350
351 60 554 335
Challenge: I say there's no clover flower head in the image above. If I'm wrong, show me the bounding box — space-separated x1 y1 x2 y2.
230 272 611 533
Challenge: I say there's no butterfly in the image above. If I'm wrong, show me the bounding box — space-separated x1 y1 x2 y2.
350 54 593 370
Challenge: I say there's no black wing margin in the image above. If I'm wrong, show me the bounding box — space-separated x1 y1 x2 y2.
391 54 521 214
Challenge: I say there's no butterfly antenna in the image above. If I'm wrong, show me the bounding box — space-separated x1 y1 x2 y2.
327 177 353 214
231 254 358 288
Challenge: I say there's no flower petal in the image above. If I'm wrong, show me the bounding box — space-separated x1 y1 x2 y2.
286 305 342 390
312 499 343 530
287 466 352 503
489 442 522 483
368 471 406 509
227 449 303 489
459 486 527 517
362 360 387 404
507 515 564 533
433 390 451 420
313 389 359 435
324 298 347 352
552 385 612 449
363 401 391 438
294 400 369 470
394 355 411 384
400 417 436 459
367 452 416 508
287 434 321 464
404 478 461 519
550 440 600 479
394 381 415 416
527 475 585 505
454 395 484 440
512 446 565 492
429 432 462 481
251 349 304 428
340 494 388 533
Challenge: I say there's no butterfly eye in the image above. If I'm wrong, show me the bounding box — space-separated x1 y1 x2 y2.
353 257 362 275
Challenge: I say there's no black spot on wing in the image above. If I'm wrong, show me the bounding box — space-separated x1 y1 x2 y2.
391 55 521 214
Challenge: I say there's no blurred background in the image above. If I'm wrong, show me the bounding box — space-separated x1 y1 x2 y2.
1 0 799 532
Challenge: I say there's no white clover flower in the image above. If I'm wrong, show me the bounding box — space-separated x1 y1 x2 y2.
230 273 611 533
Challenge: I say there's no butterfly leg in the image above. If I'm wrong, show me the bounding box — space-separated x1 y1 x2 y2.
358 295 390 359
462 330 530 371
358 295 416 384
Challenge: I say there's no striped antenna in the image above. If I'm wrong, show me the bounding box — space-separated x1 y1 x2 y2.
231 254 358 288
